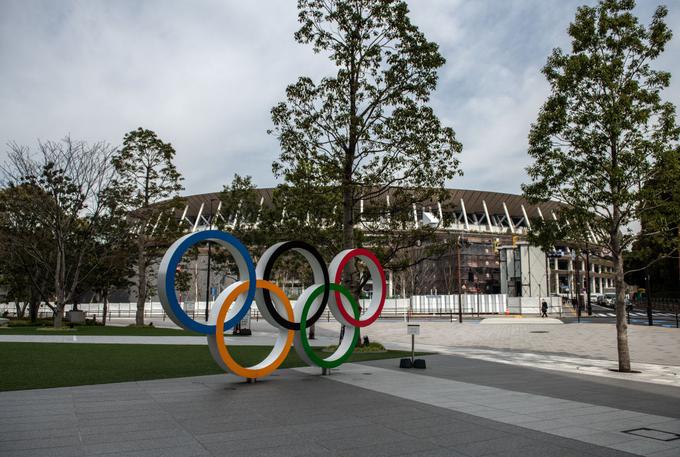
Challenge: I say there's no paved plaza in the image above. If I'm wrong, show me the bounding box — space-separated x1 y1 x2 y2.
1 354 680 457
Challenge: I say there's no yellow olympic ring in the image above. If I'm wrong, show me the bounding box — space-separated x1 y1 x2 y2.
207 280 295 379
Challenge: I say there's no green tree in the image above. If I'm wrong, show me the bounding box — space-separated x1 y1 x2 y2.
269 0 462 296
112 128 184 326
625 146 680 296
82 189 136 326
218 174 264 244
522 0 679 371
174 262 193 308
0 185 53 321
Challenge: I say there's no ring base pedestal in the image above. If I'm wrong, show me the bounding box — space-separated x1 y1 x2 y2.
322 368 331 376
246 378 256 383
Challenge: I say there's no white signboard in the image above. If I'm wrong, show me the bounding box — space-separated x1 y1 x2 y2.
407 324 420 335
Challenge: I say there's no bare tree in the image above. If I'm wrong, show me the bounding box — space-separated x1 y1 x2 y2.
1 137 117 327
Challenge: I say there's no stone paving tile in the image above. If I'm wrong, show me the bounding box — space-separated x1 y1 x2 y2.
82 435 206 455
334 437 444 457
194 424 291 444
91 444 211 457
201 433 320 454
648 449 680 457
0 412 77 426
451 435 538 456
0 434 81 452
77 418 180 436
424 427 510 447
0 445 86 457
80 427 195 445
484 445 596 457
400 449 469 457
0 426 79 442
609 438 680 456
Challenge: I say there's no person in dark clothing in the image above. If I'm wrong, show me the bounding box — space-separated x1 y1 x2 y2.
541 301 548 318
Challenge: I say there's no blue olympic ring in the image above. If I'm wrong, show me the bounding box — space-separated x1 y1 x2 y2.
157 230 256 334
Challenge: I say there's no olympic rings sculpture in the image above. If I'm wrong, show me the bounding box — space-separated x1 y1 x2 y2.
158 230 386 380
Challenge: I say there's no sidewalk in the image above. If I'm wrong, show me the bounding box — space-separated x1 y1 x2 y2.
324 321 680 366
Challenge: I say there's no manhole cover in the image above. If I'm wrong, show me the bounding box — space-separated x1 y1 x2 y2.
623 428 680 442
530 331 549 334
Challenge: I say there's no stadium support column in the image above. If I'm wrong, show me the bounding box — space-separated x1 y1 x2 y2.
502 202 515 234
482 200 493 232
460 199 469 231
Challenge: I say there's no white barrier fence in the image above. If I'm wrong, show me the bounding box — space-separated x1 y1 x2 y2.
507 296 562 315
409 294 507 315
0 294 515 321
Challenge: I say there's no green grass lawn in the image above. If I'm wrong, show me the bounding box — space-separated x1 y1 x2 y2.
0 324 200 336
0 343 424 391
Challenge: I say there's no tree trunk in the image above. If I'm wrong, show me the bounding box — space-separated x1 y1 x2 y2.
53 303 64 328
135 236 147 326
29 298 39 323
102 292 109 326
614 246 631 372
14 299 24 319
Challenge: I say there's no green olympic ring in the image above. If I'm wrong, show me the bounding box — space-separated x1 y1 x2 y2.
294 283 360 369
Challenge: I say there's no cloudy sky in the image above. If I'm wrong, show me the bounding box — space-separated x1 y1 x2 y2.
1 0 678 196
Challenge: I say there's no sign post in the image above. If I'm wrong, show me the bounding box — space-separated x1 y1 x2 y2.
401 324 425 369
407 324 419 365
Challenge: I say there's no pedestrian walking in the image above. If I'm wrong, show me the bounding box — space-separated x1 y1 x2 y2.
541 300 548 318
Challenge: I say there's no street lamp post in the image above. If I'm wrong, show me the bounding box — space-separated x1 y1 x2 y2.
456 235 464 323
585 246 592 316
646 269 653 326
571 250 581 323
204 198 217 322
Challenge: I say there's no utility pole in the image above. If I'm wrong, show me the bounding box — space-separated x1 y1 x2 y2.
457 235 463 323
573 250 581 323
585 245 592 316
646 269 653 326
204 198 216 322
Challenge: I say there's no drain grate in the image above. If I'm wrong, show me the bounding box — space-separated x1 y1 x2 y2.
530 331 549 334
623 428 680 442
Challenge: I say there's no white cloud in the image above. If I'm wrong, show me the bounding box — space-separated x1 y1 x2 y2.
0 0 678 196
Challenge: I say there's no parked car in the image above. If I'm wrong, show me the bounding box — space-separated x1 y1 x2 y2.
603 292 616 307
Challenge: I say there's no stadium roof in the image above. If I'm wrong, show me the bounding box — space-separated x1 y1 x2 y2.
172 188 563 236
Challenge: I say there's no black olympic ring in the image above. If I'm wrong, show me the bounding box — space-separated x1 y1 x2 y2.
256 241 330 331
